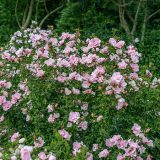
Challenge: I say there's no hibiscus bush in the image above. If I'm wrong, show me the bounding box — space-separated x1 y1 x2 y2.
0 23 160 160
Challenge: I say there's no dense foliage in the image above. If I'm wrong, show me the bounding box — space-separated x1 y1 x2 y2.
0 0 160 72
0 24 160 159
0 0 160 159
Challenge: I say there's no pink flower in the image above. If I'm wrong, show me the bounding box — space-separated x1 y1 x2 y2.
81 103 88 110
5 82 12 89
73 142 81 151
132 123 141 135
147 155 152 160
0 115 4 122
125 141 139 156
117 139 128 149
58 129 71 140
105 90 113 95
116 98 128 110
38 152 47 160
11 92 21 104
140 135 154 147
118 61 128 69
0 96 6 105
69 55 79 65
47 104 54 112
129 73 139 80
100 47 108 54
36 69 45 77
63 46 74 55
92 144 98 151
117 154 125 160
54 113 60 118
2 101 12 111
20 146 32 160
48 114 55 123
136 156 143 160
11 132 20 142
88 38 101 48
68 112 80 123
130 63 139 72
110 72 124 86
64 88 71 95
72 141 83 156
82 81 91 89
82 47 90 53
44 58 55 66
86 153 93 160
67 40 75 47
78 121 88 130
0 81 6 88
146 140 154 147
34 137 44 148
98 149 109 158
57 76 67 83
2 91 8 97
115 41 125 49
72 88 80 95
48 155 56 160
146 70 152 78
61 32 75 40
109 38 117 46
11 156 17 160
49 38 58 46
110 72 126 93
106 135 121 147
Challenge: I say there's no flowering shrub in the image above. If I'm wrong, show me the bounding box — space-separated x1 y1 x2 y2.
0 23 160 159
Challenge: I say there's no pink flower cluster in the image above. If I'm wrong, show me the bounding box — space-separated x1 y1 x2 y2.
0 25 159 160
58 129 71 140
66 101 89 131
0 80 27 111
1 26 158 111
105 124 153 159
47 104 60 123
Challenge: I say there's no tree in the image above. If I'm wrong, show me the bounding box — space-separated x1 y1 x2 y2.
111 0 160 42
15 0 66 30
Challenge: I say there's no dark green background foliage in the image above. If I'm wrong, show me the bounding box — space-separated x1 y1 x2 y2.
0 0 160 72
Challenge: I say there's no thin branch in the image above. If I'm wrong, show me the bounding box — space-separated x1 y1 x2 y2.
39 5 64 27
131 0 142 35
22 1 29 26
126 10 134 23
22 0 35 29
118 5 131 36
15 0 21 29
147 8 160 21
111 0 133 7
44 0 49 13
35 0 40 21
141 11 147 42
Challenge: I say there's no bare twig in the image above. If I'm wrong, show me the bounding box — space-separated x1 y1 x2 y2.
131 0 142 35
39 5 64 27
22 0 35 29
111 0 133 7
141 11 147 42
126 10 134 23
147 8 160 21
22 1 29 26
44 0 49 13
117 0 131 37
118 5 131 37
15 0 21 29
35 0 40 21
